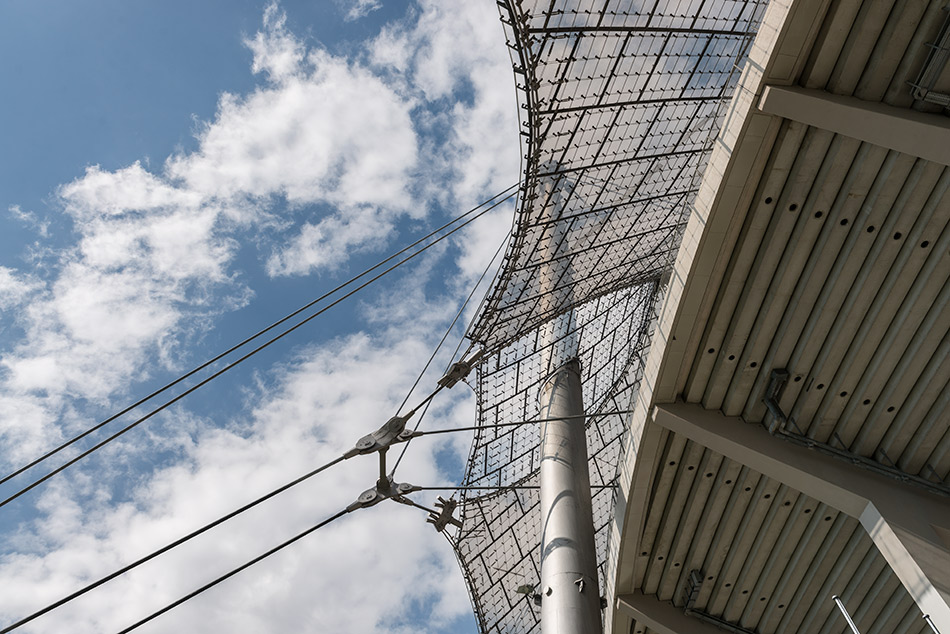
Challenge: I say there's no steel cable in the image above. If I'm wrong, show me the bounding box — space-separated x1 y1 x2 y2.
0 187 519 510
388 231 511 478
0 455 345 634
0 183 519 490
114 508 351 634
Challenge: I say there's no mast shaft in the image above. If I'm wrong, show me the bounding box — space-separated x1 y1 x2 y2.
538 358 601 633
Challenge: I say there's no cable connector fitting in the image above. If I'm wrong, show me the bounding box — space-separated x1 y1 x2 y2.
425 496 463 532
437 349 484 389
346 479 417 512
344 413 414 459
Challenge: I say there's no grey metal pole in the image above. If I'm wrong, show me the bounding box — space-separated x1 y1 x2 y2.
538 358 602 633
833 595 863 634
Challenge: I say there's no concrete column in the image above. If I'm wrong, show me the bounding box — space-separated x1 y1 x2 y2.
654 401 950 633
539 358 602 633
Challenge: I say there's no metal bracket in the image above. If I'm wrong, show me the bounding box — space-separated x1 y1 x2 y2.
437 349 485 389
763 368 790 434
683 569 703 609
426 495 463 532
343 414 417 459
346 478 418 512
683 607 759 634
910 5 950 112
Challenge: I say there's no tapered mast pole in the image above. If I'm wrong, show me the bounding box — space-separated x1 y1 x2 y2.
538 358 601 633
536 165 602 633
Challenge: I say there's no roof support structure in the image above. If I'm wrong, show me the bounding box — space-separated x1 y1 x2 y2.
652 401 950 634
758 85 950 167
617 590 727 634
536 157 601 631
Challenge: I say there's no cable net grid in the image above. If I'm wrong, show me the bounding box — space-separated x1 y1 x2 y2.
453 283 658 633
453 0 770 629
468 0 768 351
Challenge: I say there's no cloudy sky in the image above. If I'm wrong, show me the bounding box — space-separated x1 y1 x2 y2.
0 1 520 631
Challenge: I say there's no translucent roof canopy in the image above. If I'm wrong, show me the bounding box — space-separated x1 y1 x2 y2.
468 0 768 353
457 282 657 633
454 0 769 631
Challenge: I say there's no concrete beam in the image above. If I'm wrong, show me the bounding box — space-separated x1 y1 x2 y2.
617 591 726 634
653 402 950 633
758 85 950 166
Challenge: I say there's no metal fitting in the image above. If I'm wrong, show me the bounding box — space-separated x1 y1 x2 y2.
437 349 484 389
344 413 416 459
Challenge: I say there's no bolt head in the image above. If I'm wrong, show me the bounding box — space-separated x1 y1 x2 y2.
356 436 374 449
358 490 377 504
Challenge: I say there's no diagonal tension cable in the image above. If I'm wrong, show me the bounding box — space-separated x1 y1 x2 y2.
0 187 520 511
113 507 351 634
406 409 639 437
388 230 510 478
0 455 346 634
412 485 616 491
0 335 580 630
0 183 520 490
110 476 451 634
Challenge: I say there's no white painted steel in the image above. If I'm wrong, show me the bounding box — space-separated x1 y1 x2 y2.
834 595 864 634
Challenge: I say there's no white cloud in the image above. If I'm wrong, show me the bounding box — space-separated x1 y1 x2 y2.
169 51 418 211
1 167 241 407
8 204 49 237
370 0 521 204
0 2 519 632
0 266 41 311
0 327 475 634
341 0 383 22
266 204 395 276
58 163 202 222
245 2 306 84
0 3 426 455
0 0 520 469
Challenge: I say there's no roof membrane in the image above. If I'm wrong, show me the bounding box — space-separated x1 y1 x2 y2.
468 0 768 351
456 282 657 633
455 0 768 630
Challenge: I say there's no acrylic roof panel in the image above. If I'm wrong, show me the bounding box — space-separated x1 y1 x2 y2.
467 0 768 351
454 1 770 631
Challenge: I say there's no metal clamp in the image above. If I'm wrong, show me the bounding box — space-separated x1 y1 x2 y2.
425 496 463 532
343 414 417 459
346 478 419 512
437 349 484 389
438 350 485 389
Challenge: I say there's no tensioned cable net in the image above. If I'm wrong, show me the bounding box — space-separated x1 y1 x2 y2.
455 281 658 633
452 0 769 631
467 0 769 352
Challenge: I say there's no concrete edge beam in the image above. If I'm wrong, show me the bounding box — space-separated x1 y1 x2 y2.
759 85 950 166
617 591 725 634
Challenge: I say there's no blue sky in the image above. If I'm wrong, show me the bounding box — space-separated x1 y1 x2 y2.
0 1 520 632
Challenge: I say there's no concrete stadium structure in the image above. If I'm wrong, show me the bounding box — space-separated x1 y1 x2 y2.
607 2 950 634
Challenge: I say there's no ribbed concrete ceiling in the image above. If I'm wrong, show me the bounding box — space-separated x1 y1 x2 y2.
615 0 950 633
634 435 930 634
680 0 950 486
